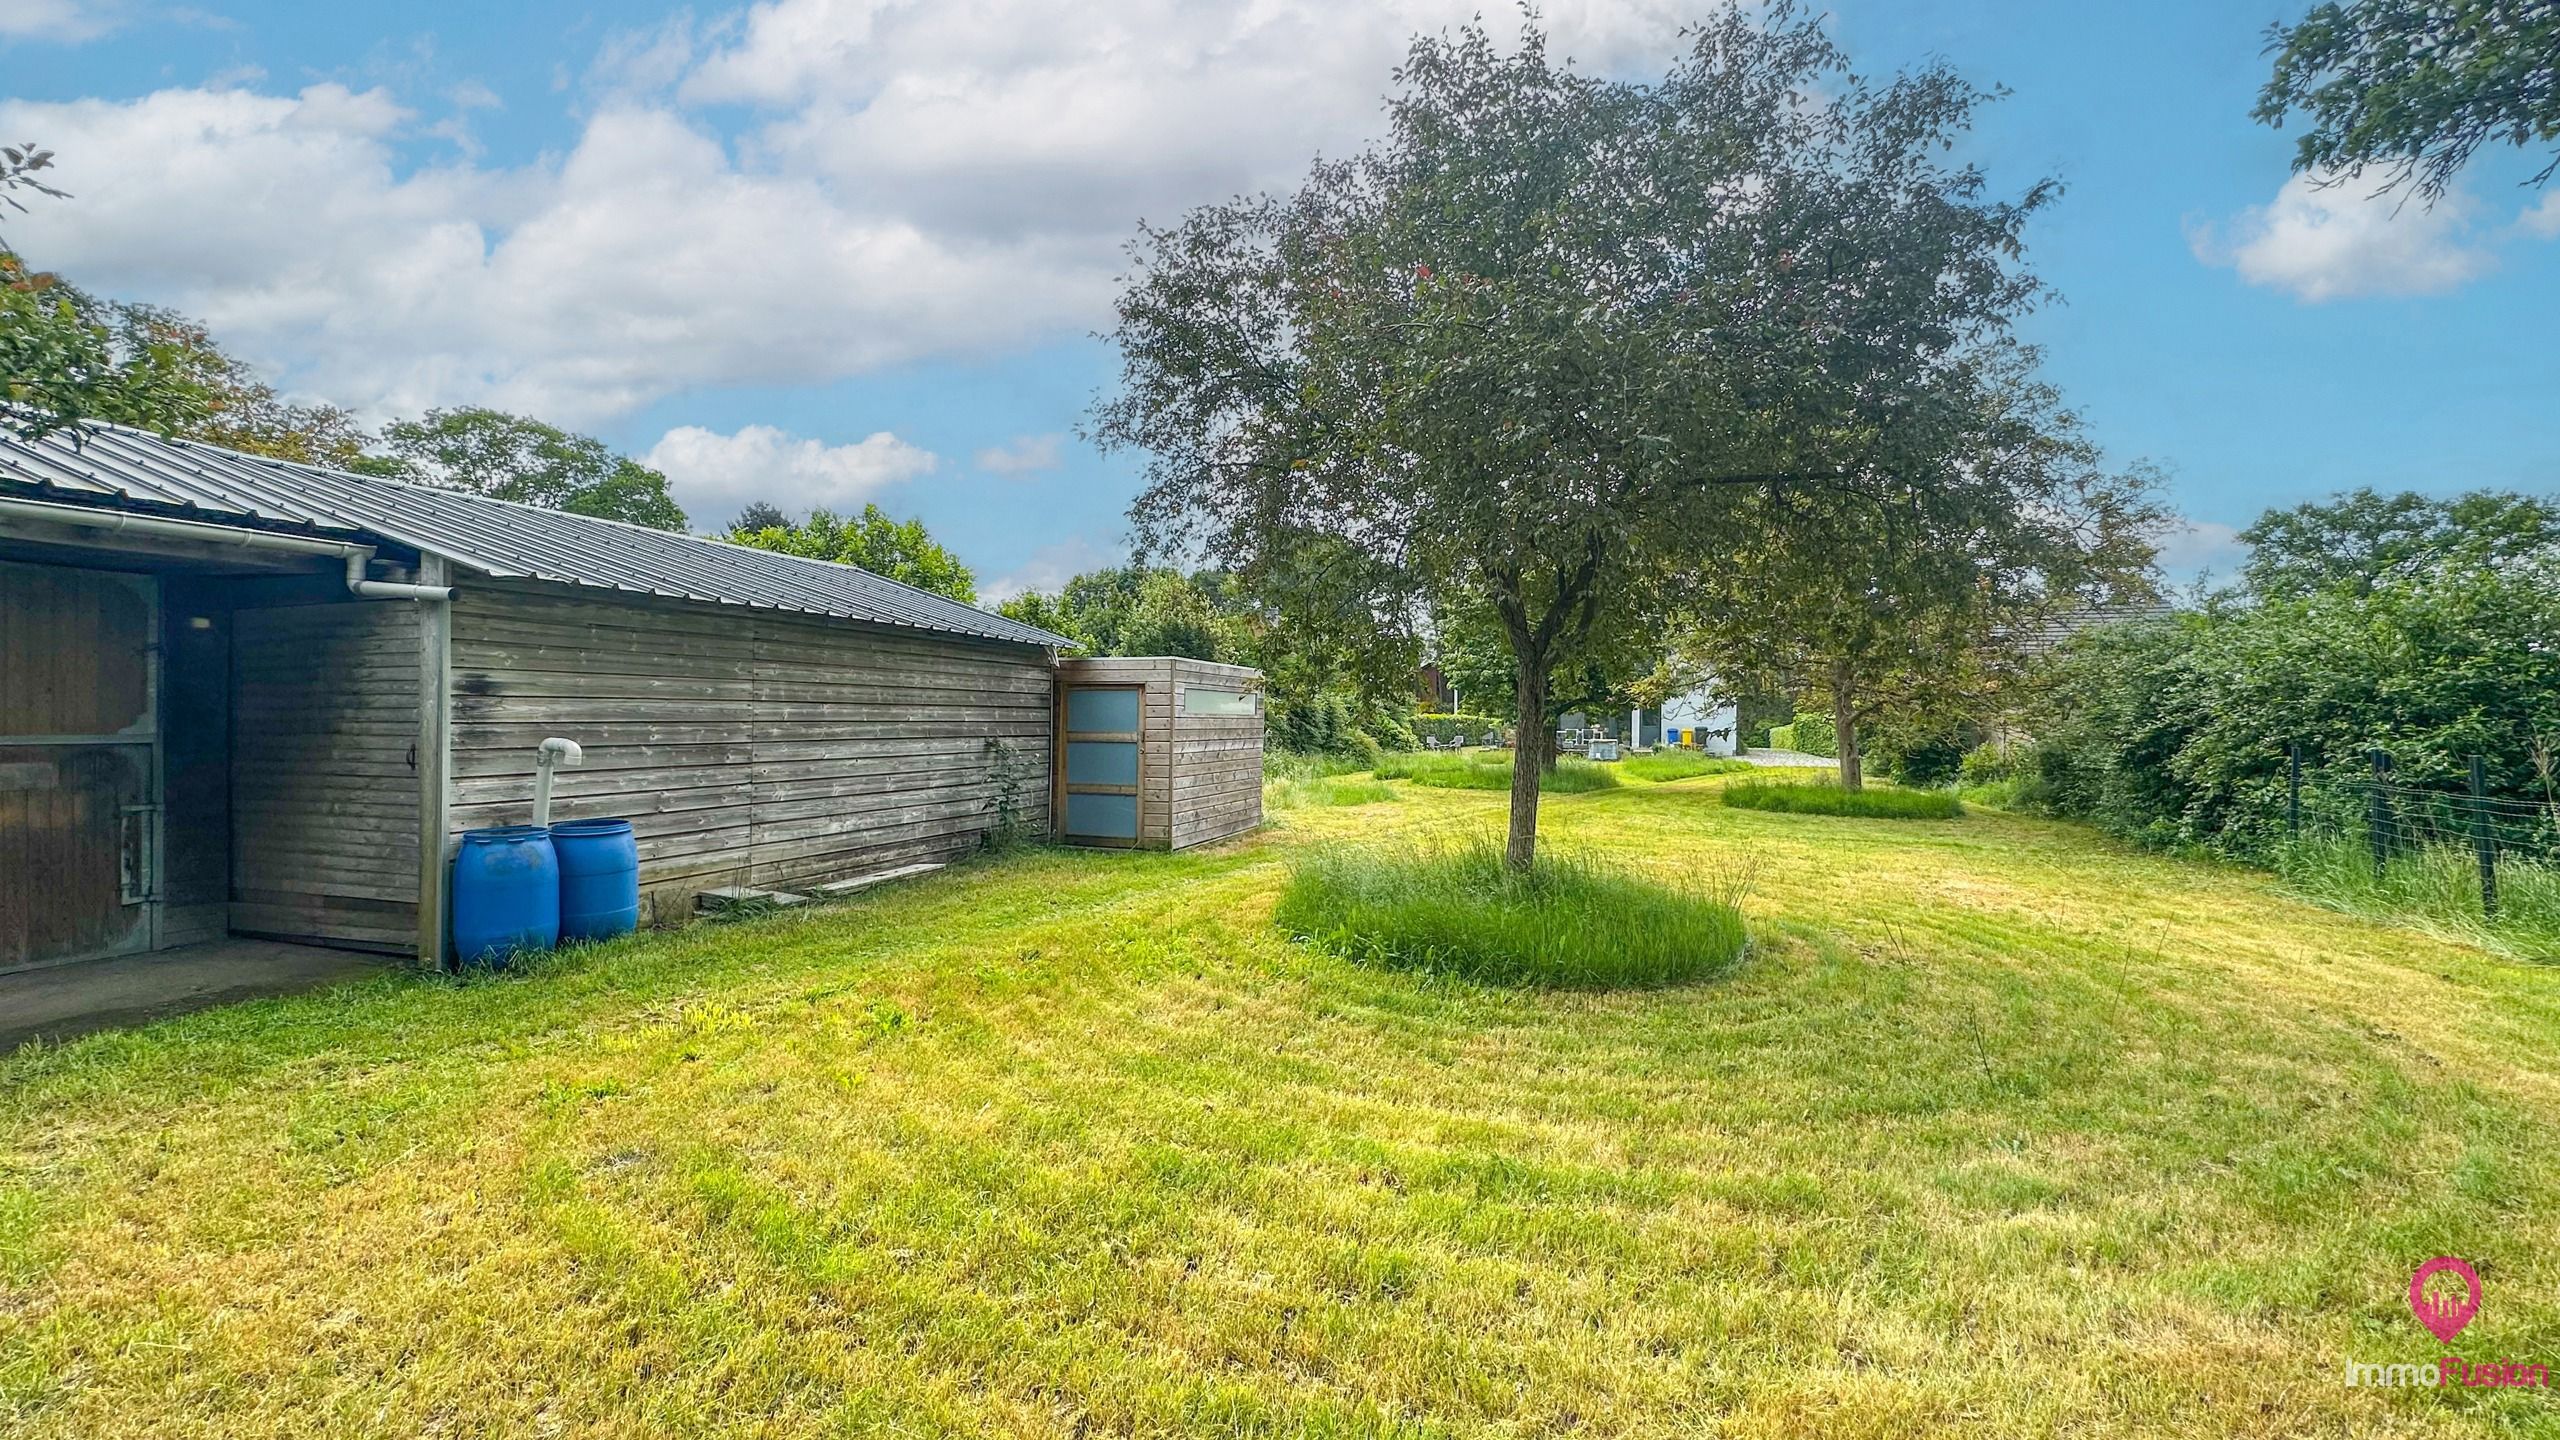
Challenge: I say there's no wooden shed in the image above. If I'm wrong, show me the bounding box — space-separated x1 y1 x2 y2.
0 423 1074 975
1054 656 1264 850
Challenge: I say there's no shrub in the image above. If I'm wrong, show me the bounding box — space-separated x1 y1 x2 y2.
1884 734 1968 788
1268 692 1379 764
1372 751 1619 793
1363 712 1419 754
1620 751 1756 783
1412 712 1506 746
1722 779 1963 819
1959 742 2013 787
1770 714 1837 756
1274 839 1749 987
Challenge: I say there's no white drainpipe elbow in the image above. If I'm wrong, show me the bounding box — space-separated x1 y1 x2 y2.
345 549 454 601
531 737 584 827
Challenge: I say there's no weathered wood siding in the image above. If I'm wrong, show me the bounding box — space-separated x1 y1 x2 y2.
1169 658 1264 850
229 600 422 952
1055 656 1262 851
446 578 1053 916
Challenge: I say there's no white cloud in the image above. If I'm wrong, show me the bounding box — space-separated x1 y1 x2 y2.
2194 172 2494 301
974 432 1062 476
981 534 1118 603
2152 516 2247 587
2523 191 2560 240
643 423 938 525
0 3 1706 423
0 0 123 42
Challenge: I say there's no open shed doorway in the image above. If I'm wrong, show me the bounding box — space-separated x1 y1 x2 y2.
1 545 430 981
0 560 159 970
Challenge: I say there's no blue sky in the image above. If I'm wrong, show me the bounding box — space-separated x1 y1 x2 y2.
5 0 2555 596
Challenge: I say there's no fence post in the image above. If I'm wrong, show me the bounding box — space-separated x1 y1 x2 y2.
2368 749 2392 876
2287 743 2302 837
2472 754 2498 920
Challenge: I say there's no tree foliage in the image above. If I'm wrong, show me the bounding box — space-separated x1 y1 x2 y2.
2 256 210 442
729 500 791 534
1099 7 2130 851
2024 490 2560 851
2256 0 2560 200
2239 485 2560 598
730 503 977 602
375 407 688 531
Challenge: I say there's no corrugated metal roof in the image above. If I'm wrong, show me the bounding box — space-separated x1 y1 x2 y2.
0 423 1074 649
2014 600 2177 657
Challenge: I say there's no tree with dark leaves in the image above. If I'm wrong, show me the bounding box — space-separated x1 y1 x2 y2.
1096 7 2121 861
2257 0 2560 202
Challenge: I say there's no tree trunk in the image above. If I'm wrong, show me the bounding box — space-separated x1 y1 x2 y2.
1830 663 1864 792
1506 663 1549 870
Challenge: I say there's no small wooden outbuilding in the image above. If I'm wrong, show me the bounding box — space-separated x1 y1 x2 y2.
1054 656 1263 850
1 424 1100 973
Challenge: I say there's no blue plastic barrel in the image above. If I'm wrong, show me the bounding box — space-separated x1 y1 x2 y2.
450 825 560 965
550 818 640 943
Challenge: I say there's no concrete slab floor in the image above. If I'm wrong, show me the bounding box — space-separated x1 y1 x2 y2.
0 939 393 1053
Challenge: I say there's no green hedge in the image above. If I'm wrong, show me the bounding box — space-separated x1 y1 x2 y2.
1768 713 1837 756
1412 712 1506 746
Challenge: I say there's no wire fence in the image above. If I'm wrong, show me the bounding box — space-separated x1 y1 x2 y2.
2274 745 2560 959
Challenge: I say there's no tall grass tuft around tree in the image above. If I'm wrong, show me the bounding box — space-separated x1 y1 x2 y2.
1275 839 1749 988
1723 779 1964 819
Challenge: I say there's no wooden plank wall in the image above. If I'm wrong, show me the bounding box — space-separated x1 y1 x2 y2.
1169 658 1264 850
447 579 1054 917
229 600 423 952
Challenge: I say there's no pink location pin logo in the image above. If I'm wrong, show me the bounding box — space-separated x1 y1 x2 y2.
2408 1257 2481 1343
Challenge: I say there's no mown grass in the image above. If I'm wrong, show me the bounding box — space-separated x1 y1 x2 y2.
1371 749 1620 792
2277 831 2560 962
8 782 2560 1435
1724 778 1965 819
1273 839 1748 988
1617 750 1757 783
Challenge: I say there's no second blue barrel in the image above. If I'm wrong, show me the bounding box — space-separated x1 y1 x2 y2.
451 825 559 965
550 817 640 943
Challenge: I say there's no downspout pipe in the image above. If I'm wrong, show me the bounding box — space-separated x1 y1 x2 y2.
342 550 453 601
0 495 452 601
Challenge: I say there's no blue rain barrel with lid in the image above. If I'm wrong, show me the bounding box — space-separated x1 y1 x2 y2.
550 818 641 943
450 825 560 965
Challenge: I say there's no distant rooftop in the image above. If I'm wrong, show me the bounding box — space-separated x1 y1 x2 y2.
2014 599 2177 657
0 422 1073 649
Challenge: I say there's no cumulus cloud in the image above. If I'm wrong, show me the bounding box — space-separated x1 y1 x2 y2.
2193 172 2495 301
2523 191 2560 240
982 534 1119 603
974 432 1063 476
2151 515 2248 587
0 0 124 42
643 423 939 525
0 2 1706 423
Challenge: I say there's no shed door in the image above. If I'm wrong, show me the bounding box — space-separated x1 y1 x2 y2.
1059 685 1142 843
0 562 159 972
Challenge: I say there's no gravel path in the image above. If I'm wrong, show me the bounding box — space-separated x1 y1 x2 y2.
1738 747 1838 767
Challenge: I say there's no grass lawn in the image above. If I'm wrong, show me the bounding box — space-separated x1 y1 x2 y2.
9 769 2560 1436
